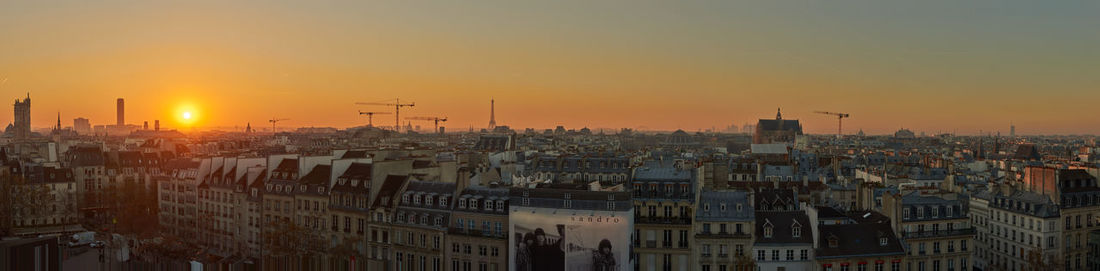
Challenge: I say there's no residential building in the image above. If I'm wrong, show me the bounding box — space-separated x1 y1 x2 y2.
694 190 754 271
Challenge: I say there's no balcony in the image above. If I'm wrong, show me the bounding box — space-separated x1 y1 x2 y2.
635 217 692 225
697 231 752 239
900 228 976 240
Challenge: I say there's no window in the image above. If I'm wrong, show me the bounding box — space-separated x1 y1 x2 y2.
880 237 888 246
800 249 808 260
786 250 794 261
764 226 773 238
792 225 801 237
771 250 779 261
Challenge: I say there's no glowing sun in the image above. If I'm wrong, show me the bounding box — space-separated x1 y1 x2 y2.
182 112 192 119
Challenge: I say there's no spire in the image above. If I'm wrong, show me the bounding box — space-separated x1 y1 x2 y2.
776 108 782 120
488 98 496 129
56 112 61 131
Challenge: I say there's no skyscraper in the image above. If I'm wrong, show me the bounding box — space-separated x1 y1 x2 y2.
1010 122 1016 137
13 94 30 139
116 98 125 125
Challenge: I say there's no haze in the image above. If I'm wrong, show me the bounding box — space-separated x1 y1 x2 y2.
1 1 1098 135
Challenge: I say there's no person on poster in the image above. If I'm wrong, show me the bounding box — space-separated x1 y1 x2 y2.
531 225 565 271
591 239 617 271
516 233 535 271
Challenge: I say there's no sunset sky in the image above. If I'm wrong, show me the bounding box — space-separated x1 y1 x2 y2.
1 1 1098 135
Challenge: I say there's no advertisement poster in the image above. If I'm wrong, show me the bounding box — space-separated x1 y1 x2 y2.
510 207 633 271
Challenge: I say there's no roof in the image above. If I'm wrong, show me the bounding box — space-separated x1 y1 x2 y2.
633 161 693 181
816 223 905 258
755 211 813 244
751 144 790 154
696 191 754 221
756 119 803 132
340 150 370 159
1014 144 1042 160
372 175 410 209
300 165 331 186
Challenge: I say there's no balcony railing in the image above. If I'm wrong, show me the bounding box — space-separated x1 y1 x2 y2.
697 231 752 239
635 217 692 225
900 228 976 239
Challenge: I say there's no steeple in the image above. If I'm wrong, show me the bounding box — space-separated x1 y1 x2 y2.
776 108 782 120
246 122 252 133
56 112 61 131
488 98 496 129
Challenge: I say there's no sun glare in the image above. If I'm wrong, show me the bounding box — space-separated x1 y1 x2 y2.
183 112 192 119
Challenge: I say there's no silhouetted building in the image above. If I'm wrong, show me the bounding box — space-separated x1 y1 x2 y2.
753 108 802 144
116 98 125 125
73 117 91 135
12 94 30 139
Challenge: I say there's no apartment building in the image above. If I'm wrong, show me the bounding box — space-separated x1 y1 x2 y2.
694 190 754 271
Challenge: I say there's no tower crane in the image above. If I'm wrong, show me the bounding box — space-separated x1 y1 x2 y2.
269 118 289 133
814 111 850 136
406 116 448 134
358 111 391 128
356 98 414 132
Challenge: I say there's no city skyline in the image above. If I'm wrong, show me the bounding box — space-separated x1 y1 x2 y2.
2 1 1099 135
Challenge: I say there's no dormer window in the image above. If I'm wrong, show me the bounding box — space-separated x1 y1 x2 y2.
828 236 839 248
318 187 324 194
425 195 434 206
484 200 494 211
402 194 410 203
413 195 421 205
720 204 727 211
764 225 773 238
439 197 448 207
792 225 801 238
458 199 466 209
496 200 504 211
704 204 711 212
300 185 307 192
931 206 939 218
946 206 953 217
903 209 910 220
879 237 888 246
470 199 478 209
916 207 924 219
736 204 743 212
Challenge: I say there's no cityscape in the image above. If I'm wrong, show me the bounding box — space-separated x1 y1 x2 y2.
2 2 1100 271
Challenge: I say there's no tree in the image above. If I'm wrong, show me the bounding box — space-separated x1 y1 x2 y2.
3 174 54 236
262 217 320 269
1023 246 1063 271
733 254 757 271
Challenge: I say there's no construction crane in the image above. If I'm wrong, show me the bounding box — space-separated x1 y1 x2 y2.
358 111 391 128
269 118 289 133
406 116 448 134
815 111 850 136
356 98 414 132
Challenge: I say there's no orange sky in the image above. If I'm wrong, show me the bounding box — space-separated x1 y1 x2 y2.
1 1 1098 135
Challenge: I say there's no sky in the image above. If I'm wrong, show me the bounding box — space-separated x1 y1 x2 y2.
1 1 1098 135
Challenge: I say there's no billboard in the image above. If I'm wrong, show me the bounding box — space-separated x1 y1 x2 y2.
509 206 633 271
